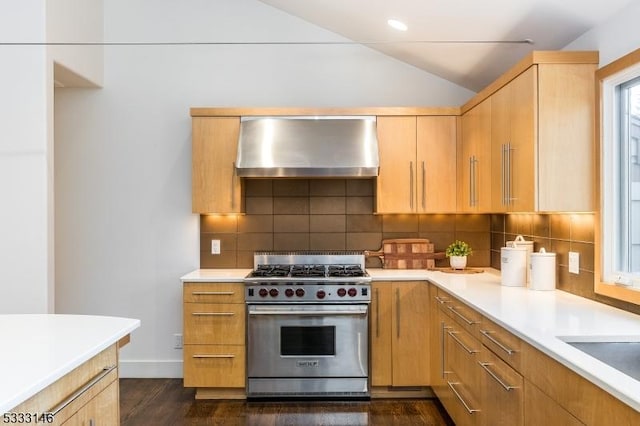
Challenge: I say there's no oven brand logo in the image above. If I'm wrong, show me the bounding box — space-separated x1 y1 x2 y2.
296 360 319 368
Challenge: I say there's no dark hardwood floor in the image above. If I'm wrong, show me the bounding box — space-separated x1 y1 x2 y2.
120 379 454 426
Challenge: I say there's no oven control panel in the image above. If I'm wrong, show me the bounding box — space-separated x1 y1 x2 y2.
246 283 370 303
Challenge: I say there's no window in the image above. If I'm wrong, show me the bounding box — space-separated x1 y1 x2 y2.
597 48 640 303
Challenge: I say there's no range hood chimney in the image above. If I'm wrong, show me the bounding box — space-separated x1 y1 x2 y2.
235 116 379 178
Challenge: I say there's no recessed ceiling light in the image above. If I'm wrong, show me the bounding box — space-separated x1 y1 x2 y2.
387 19 408 32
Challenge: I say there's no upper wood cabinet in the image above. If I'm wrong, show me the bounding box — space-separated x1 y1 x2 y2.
376 116 457 213
192 117 243 214
459 98 492 212
489 62 596 212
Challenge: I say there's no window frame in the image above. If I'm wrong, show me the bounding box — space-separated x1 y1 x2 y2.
596 47 640 305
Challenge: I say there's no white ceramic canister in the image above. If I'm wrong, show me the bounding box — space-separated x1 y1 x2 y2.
501 245 528 287
529 248 556 291
506 235 534 283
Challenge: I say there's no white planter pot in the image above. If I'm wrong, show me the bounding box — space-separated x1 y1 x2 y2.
449 255 467 270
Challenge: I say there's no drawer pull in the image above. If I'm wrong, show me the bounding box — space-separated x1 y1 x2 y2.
192 312 235 316
50 365 116 415
480 330 516 355
434 296 449 305
448 305 479 325
447 381 480 414
447 330 479 354
192 291 235 296
193 354 236 359
478 362 517 391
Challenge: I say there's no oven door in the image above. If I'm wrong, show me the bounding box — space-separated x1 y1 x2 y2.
247 304 368 378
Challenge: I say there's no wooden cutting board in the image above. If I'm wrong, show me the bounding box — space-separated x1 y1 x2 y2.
365 238 446 269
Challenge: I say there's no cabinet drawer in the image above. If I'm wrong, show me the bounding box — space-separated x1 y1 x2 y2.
9 345 118 425
446 327 482 399
445 295 482 340
184 345 245 388
184 303 245 345
480 317 522 371
183 282 245 303
479 348 524 426
444 370 481 426
524 380 583 426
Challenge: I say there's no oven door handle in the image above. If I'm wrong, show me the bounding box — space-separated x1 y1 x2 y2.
248 308 368 316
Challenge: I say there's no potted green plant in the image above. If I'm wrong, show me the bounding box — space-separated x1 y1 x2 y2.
445 240 473 270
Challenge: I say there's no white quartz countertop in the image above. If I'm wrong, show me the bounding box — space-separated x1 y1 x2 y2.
371 268 640 412
181 269 250 282
0 314 140 414
181 267 640 411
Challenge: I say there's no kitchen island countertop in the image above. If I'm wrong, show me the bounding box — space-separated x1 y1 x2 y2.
0 314 140 414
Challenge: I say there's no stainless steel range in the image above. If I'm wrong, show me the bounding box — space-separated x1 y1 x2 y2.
245 251 371 399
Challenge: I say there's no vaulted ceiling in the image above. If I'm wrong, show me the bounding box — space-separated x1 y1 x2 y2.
259 0 635 91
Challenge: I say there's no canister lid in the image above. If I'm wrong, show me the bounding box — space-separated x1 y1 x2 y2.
530 247 556 257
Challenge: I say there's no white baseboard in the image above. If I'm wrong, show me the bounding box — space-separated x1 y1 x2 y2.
119 359 183 378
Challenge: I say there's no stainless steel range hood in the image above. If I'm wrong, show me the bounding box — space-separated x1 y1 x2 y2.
235 116 379 178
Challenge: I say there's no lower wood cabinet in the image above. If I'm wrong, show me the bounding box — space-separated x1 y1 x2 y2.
8 345 120 426
479 347 524 426
62 380 119 426
370 281 431 391
429 282 640 426
183 282 246 398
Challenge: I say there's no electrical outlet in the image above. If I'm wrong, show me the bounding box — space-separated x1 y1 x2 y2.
569 251 580 274
173 333 183 349
211 239 221 255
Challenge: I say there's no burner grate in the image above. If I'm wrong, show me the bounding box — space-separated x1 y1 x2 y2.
328 264 365 278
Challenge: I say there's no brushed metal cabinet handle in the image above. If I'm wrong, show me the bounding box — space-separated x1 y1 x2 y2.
441 322 452 379
375 287 380 338
468 156 473 207
480 330 516 355
396 287 401 339
50 365 116 415
231 161 236 208
447 381 480 414
447 330 479 354
478 362 517 391
193 354 235 359
447 305 479 325
421 160 426 210
409 161 414 210
192 291 235 296
192 312 235 316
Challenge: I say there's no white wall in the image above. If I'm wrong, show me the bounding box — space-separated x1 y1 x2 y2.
564 0 640 66
54 0 474 377
47 0 104 87
0 1 52 314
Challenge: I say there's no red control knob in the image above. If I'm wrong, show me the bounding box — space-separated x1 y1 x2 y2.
269 288 279 297
348 288 358 297
316 289 326 299
285 288 294 297
295 288 305 297
337 288 347 297
258 288 268 297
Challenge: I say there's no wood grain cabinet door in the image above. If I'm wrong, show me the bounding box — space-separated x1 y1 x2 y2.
391 282 431 386
459 99 491 213
376 116 417 213
192 117 243 214
417 116 457 213
370 282 393 386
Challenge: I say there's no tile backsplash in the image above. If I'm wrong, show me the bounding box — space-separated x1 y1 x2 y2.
199 183 639 315
491 213 640 315
200 179 490 269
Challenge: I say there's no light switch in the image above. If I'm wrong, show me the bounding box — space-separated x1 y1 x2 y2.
211 239 221 255
569 251 579 274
